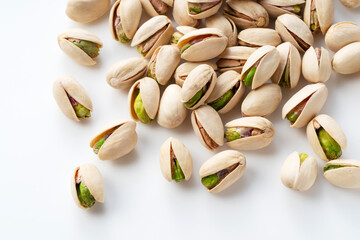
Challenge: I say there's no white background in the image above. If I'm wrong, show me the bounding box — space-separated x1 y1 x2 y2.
1 0 360 239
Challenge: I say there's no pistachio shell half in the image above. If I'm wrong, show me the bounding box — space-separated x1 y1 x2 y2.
216 46 256 73
324 159 360 188
174 62 218 87
259 0 305 18
325 22 360 52
173 0 200 27
238 28 282 47
141 0 168 17
303 0 334 34
205 13 238 47
187 0 223 19
339 0 360 8
332 42 360 75
66 0 110 23
302 47 331 83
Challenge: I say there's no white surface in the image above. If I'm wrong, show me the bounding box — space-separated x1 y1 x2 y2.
1 1 360 239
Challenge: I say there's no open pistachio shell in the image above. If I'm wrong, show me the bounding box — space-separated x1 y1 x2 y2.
259 0 305 18
325 22 360 52
332 42 360 75
280 152 318 191
53 75 93 122
159 137 193 182
191 105 224 151
339 0 360 8
187 0 223 19
199 150 246 193
303 0 334 34
71 163 104 209
216 46 256 73
141 0 168 17
66 0 110 23
302 47 331 83
173 0 200 27
205 14 238 47
238 28 282 47
324 159 360 188
174 62 218 87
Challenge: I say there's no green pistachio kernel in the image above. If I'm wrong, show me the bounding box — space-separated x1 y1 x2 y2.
137 46 146 56
323 165 345 172
76 182 96 208
72 40 99 58
243 67 256 86
93 136 106 154
172 158 185 182
180 44 191 54
208 89 234 111
224 128 241 142
286 111 299 123
279 64 290 88
119 33 130 44
317 128 342 160
201 174 219 189
184 88 204 108
299 153 308 165
171 32 183 44
311 11 319 31
134 92 152 124
189 7 201 14
74 103 91 118
294 5 302 13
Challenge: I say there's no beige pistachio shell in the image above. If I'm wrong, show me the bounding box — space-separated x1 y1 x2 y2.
280 151 318 191
141 0 168 17
306 114 347 161
163 0 174 6
302 47 331 83
238 28 282 47
173 0 200 27
58 29 103 66
66 0 110 23
282 83 328 128
71 163 104 209
275 14 314 52
324 159 360 188
332 42 360 75
53 75 93 122
128 77 160 120
339 0 360 8
272 42 301 88
174 62 218 87
90 120 138 160
259 0 305 18
225 117 275 150
157 84 188 128
191 105 224 151
205 14 238 47
187 0 223 19
106 57 147 89
176 26 198 35
240 45 281 89
304 0 334 35
199 150 246 193
216 46 256 73
241 83 282 117
325 22 360 52
159 137 193 181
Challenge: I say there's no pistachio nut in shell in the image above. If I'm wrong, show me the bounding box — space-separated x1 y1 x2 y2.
325 22 360 52
131 15 174 58
187 0 223 20
157 84 188 128
178 28 227 62
159 137 193 182
282 83 328 128
205 13 238 47
53 75 93 122
306 114 347 161
58 29 103 66
272 42 301 88
240 45 280 89
241 83 282 117
302 47 331 83
324 159 360 189
238 28 282 47
303 0 334 34
199 150 246 194
141 0 168 17
206 70 245 114
106 57 147 89
191 105 224 151
339 0 360 8
280 152 318 191
332 42 360 75
174 62 217 87
275 14 314 52
90 120 138 160
259 0 305 18
71 163 104 209
216 46 256 73
66 0 110 23
173 0 200 27
172 26 197 45
225 117 275 150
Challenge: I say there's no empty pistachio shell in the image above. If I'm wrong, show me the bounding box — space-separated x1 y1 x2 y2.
90 120 138 160
199 150 246 193
241 83 282 117
174 62 218 87
53 75 93 122
71 163 104 209
325 22 360 52
225 117 275 150
106 57 147 89
339 0 360 8
280 152 318 191
302 47 331 83
191 105 224 151
172 26 197 45
282 83 328 128
66 0 110 23
238 28 282 47
157 84 188 128
216 46 256 73
205 13 238 47
324 159 360 188
303 0 334 34
332 42 360 75
187 0 223 19
141 0 168 17
58 29 103 66
159 137 193 182
259 0 305 18
173 0 200 27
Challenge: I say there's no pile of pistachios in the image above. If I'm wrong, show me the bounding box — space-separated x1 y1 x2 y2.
53 0 360 209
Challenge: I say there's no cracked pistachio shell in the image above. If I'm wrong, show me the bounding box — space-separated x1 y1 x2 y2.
339 0 360 8
240 45 281 89
306 114 347 161
71 163 104 209
191 105 224 151
187 0 223 19
128 77 160 121
332 42 360 75
181 64 217 110
238 28 282 47
325 22 360 52
199 150 246 193
324 159 360 188
131 15 174 58
216 46 256 73
272 42 301 88
90 120 138 160
173 0 200 27
106 57 147 89
304 0 334 35
147 45 180 85
224 0 269 29
66 0 110 23
225 117 275 150
157 84 188 128
141 0 168 17
206 70 245 114
160 137 193 181
205 14 238 47
282 83 328 128
53 75 93 122
280 152 318 191
241 83 282 117
109 0 142 42
174 62 217 87
259 0 305 18
58 29 103 66
302 47 331 83
275 14 314 52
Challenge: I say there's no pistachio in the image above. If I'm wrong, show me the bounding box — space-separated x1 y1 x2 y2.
324 160 360 188
187 0 223 19
332 42 360 75
171 26 197 45
134 93 152 123
339 0 360 8
259 0 305 18
173 0 200 27
66 0 110 23
302 47 331 83
216 46 256 73
303 0 334 34
205 14 238 47
238 28 282 47
141 0 168 17
325 22 360 52
174 62 218 87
